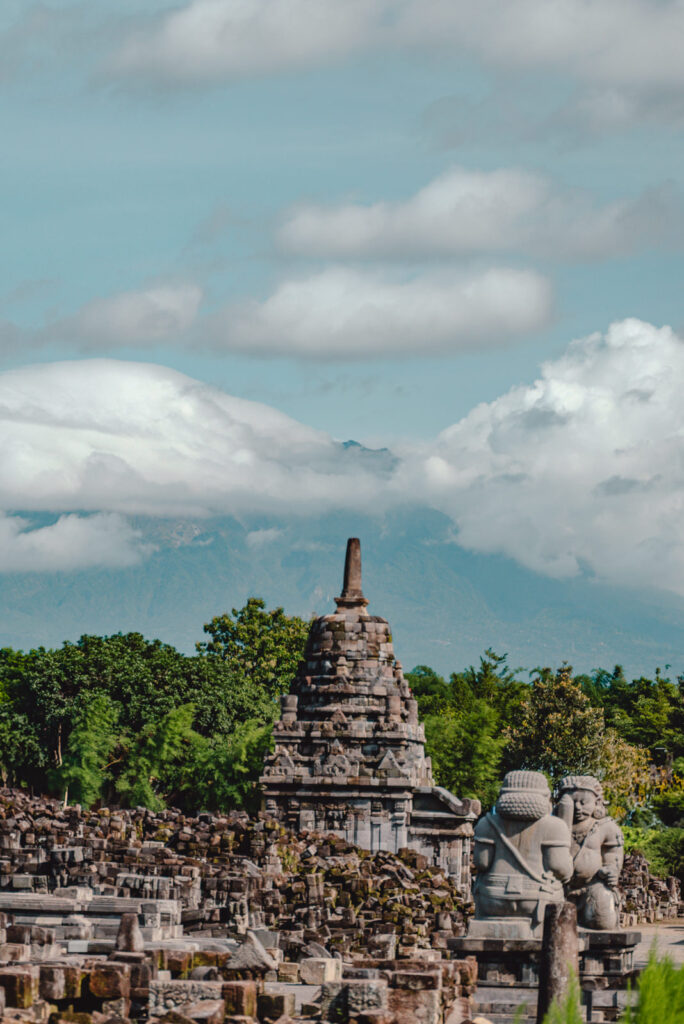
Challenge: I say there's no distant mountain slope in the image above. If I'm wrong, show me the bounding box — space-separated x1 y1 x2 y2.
1 508 682 679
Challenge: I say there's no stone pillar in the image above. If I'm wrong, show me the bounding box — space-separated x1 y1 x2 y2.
536 901 580 1024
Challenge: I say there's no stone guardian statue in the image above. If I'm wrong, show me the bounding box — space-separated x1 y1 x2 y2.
555 775 624 930
471 771 573 938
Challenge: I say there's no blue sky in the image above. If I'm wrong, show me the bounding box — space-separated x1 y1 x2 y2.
2 0 684 606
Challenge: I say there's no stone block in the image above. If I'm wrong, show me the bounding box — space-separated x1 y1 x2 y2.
39 965 66 1001
277 962 299 983
129 959 153 998
257 990 295 1020
178 998 226 1024
390 970 441 991
88 962 131 1000
0 965 40 1008
168 950 194 976
222 980 257 1018
299 957 342 985
346 978 388 1014
0 942 31 961
151 980 225 1014
388 986 440 1024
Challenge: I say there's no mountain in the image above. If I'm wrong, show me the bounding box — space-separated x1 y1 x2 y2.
1 508 682 680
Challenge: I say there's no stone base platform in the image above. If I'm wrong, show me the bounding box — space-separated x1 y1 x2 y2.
449 929 641 1023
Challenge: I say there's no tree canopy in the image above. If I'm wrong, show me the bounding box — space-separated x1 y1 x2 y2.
2 607 684 880
0 599 310 812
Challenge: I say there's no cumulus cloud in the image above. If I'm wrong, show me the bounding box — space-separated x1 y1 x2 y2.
397 318 684 595
0 358 380 519
400 0 684 91
107 0 684 105
278 168 682 261
0 513 151 572
110 0 380 84
214 266 553 358
4 320 684 595
65 284 203 348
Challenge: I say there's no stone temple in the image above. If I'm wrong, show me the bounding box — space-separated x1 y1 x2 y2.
260 538 480 892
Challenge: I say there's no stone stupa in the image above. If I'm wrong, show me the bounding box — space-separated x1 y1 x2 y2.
260 538 480 889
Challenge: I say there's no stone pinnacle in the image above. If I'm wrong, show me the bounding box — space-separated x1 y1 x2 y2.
335 537 369 609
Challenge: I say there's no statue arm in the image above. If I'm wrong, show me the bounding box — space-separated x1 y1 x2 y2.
473 836 495 872
543 842 574 884
542 817 574 883
598 823 624 886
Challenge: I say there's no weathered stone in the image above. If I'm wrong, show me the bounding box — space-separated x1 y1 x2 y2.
257 991 295 1020
221 980 257 1018
0 965 40 1008
39 965 65 1001
536 902 579 1024
177 998 226 1024
277 962 299 983
224 931 276 975
88 963 131 1001
260 539 479 889
556 775 624 930
346 977 388 1014
388 986 440 1024
299 957 342 984
470 771 573 939
115 911 145 952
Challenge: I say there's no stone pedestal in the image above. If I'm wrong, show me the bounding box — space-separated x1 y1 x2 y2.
449 929 641 1023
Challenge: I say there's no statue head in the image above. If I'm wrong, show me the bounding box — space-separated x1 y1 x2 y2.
557 775 606 822
496 770 552 821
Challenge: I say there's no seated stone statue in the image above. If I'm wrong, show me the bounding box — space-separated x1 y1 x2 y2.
555 775 624 930
471 771 573 938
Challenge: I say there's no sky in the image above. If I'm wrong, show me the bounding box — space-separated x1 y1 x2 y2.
2 0 684 611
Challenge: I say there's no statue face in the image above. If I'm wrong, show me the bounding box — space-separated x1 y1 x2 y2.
571 789 597 822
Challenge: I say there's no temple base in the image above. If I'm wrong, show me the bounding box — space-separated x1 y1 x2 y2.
450 929 641 1022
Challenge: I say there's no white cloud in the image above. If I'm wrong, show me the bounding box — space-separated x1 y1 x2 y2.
215 266 553 358
397 318 684 595
110 0 381 84
66 284 202 348
4 320 684 596
401 0 684 91
0 512 150 572
0 358 380 519
107 0 684 104
278 168 681 260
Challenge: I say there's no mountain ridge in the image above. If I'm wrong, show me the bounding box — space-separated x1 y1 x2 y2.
1 508 682 680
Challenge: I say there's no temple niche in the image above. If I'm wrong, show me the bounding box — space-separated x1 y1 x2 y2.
260 538 480 892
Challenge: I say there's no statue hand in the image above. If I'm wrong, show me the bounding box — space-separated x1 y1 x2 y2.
598 866 619 888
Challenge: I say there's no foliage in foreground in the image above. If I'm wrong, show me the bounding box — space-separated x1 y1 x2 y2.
538 954 684 1023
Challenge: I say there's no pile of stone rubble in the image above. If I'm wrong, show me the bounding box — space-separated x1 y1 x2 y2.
619 851 681 926
0 788 477 1024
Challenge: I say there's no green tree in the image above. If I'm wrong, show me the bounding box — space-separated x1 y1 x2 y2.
199 597 308 699
406 665 450 717
50 693 119 808
182 719 275 814
424 701 506 806
410 652 526 807
505 665 605 784
116 704 197 811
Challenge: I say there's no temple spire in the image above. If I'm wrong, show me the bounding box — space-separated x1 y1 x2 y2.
335 537 369 609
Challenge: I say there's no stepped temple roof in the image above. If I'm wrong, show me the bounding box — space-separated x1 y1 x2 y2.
260 538 479 888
